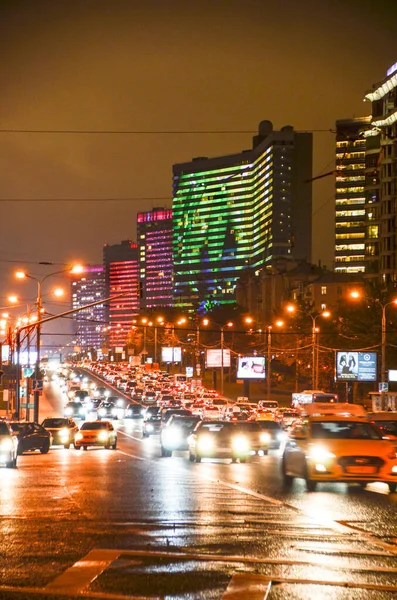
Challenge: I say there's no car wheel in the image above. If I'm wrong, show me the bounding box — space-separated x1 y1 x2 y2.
195 454 202 463
105 444 110 449
142 432 148 438
189 452 195 462
239 457 247 463
282 461 293 487
161 447 172 457
83 446 88 451
388 482 397 493
64 443 70 449
358 482 368 490
40 440 50 454
17 446 23 456
77 446 82 450
112 441 117 450
6 458 16 468
262 449 268 455
305 466 317 491
231 457 237 463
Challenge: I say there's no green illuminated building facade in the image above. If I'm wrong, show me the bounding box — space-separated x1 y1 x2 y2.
172 121 313 310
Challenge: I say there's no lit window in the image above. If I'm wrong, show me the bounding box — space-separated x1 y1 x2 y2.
321 286 327 295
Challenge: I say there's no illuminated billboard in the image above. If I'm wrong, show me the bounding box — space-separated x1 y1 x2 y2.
206 349 231 368
237 356 266 379
161 347 182 363
335 351 377 382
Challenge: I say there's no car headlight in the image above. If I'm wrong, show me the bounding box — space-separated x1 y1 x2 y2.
197 434 214 452
277 432 287 441
117 399 123 407
309 445 336 462
75 432 83 441
65 407 73 416
59 427 70 440
0 439 13 451
79 407 85 415
232 435 249 453
126 410 132 416
111 408 118 415
98 431 109 442
99 408 106 416
260 432 271 444
146 424 154 432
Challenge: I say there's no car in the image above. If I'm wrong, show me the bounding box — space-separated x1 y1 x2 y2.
368 412 397 438
282 403 397 492
258 400 279 413
74 420 117 450
0 420 18 467
256 420 286 450
97 400 119 420
64 401 86 419
187 420 269 463
93 386 109 398
125 403 144 419
41 417 79 448
9 422 51 455
142 406 162 437
160 408 192 428
160 414 202 457
200 403 221 420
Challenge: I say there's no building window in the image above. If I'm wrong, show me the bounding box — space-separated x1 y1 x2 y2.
321 286 327 295
321 303 326 310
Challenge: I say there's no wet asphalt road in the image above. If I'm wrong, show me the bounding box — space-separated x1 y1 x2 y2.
1 380 397 599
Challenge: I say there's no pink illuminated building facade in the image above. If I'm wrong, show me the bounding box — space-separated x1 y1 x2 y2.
137 207 173 308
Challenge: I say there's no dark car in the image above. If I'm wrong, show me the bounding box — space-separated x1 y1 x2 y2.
160 414 202 457
142 406 161 437
187 420 269 463
0 420 18 468
256 420 286 450
64 401 86 419
125 403 144 419
41 417 79 449
97 400 119 420
73 390 91 403
9 422 51 455
160 408 192 428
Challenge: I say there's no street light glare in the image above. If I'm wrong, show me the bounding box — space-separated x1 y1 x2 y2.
15 271 26 279
286 304 295 313
8 295 19 304
70 264 84 275
322 311 331 318
53 288 65 298
350 290 361 299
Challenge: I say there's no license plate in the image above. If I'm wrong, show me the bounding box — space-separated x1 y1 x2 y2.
346 466 376 474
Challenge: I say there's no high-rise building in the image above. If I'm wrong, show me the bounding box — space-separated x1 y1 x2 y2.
137 207 173 308
334 117 370 274
103 240 139 348
71 266 106 352
172 121 312 310
363 62 397 286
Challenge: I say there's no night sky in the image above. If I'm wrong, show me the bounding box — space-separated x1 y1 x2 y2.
1 0 396 308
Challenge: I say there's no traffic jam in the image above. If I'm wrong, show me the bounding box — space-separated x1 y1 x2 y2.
2 360 397 496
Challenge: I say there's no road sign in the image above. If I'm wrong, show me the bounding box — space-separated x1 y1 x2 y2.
23 368 34 378
32 379 44 392
21 403 35 409
379 381 389 393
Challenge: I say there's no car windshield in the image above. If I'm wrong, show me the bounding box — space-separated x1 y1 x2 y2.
198 422 234 434
9 422 25 433
311 420 383 440
42 418 68 428
375 421 397 436
0 422 10 435
257 421 281 430
81 422 108 430
234 422 261 432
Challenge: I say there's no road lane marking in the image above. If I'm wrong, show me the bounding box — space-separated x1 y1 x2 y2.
117 430 143 443
223 574 397 595
222 574 272 599
45 548 120 593
117 449 145 461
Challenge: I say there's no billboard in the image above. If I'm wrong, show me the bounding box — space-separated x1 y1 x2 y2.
237 356 266 380
206 349 231 368
161 347 182 363
335 351 377 382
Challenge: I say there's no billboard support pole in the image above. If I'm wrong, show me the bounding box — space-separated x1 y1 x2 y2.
266 327 272 401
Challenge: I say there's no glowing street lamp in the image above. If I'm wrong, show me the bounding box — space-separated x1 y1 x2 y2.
349 290 397 389
286 304 331 389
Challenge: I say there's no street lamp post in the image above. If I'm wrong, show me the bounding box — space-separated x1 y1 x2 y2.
16 265 83 422
286 305 330 390
266 320 284 401
350 291 397 394
202 319 233 396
